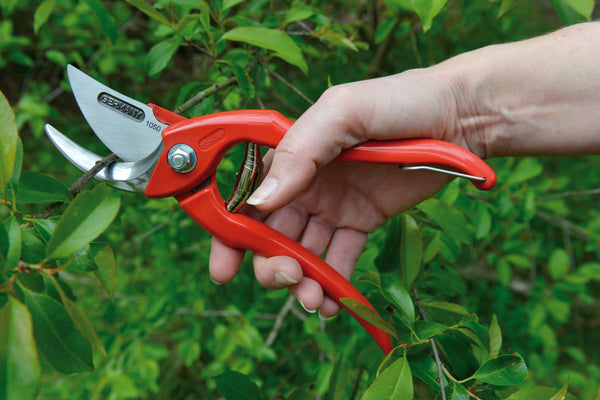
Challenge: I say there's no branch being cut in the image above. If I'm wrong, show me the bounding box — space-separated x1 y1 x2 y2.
35 153 118 220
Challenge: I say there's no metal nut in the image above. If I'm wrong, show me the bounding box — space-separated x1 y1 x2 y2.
167 144 196 173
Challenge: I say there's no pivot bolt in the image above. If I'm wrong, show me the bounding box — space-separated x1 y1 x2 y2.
167 144 197 173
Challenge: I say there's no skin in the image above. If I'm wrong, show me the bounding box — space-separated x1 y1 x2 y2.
209 22 600 316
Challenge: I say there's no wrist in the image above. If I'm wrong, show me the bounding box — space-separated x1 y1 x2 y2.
444 22 600 158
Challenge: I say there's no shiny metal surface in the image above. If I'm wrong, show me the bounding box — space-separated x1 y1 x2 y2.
67 64 167 162
167 144 197 173
44 124 161 193
226 143 263 212
402 165 487 182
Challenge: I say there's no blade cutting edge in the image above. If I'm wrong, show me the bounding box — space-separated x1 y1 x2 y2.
67 64 167 161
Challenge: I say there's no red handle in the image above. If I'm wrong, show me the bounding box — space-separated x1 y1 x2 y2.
340 139 496 190
177 177 394 354
146 110 496 198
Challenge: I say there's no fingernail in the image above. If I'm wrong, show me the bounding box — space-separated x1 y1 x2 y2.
318 311 330 321
274 271 298 286
298 298 316 314
210 276 222 285
247 176 278 205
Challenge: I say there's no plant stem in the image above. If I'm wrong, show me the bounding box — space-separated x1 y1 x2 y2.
174 76 238 114
34 153 118 220
259 59 315 105
265 295 295 347
414 288 447 400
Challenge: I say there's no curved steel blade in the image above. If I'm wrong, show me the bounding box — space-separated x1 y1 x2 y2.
44 124 160 193
67 64 167 162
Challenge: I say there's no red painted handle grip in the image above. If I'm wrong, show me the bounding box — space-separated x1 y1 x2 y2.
177 177 394 354
146 110 496 198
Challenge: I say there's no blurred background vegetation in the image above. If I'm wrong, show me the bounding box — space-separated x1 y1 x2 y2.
1 0 600 399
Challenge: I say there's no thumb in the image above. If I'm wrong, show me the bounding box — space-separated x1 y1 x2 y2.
246 86 367 211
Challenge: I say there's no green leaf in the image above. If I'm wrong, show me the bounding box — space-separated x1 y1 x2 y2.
409 354 446 390
375 18 397 44
45 49 68 67
93 244 116 301
33 0 57 34
46 185 120 260
228 62 255 99
550 380 569 400
375 216 402 273
468 354 527 386
442 382 469 400
47 275 107 358
328 352 350 400
548 248 570 280
32 219 55 244
16 171 71 204
177 339 200 367
82 0 120 44
215 370 265 400
362 356 412 400
414 320 448 341
381 273 415 325
556 0 594 20
0 297 41 400
475 203 492 240
146 36 183 76
0 91 18 193
317 31 359 52
284 5 315 25
498 0 520 17
423 231 441 264
20 230 45 264
286 384 313 400
125 0 171 26
221 27 308 74
0 0 19 16
417 199 474 244
5 216 21 268
488 314 502 359
340 298 398 338
505 158 543 186
505 386 573 400
177 14 205 38
9 137 22 190
222 0 245 11
22 287 93 373
521 189 537 221
0 222 8 262
422 301 469 316
410 0 449 32
399 214 422 288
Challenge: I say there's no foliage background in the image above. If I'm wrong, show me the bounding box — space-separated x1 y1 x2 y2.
1 0 600 399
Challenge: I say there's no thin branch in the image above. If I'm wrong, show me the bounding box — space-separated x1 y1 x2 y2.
535 209 589 241
265 295 296 346
259 59 315 105
414 288 446 400
538 187 600 201
174 76 238 115
35 153 118 220
128 219 170 247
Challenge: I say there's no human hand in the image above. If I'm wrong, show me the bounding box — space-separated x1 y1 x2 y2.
209 70 472 316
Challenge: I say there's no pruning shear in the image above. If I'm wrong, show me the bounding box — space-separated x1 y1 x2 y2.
44 65 497 355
